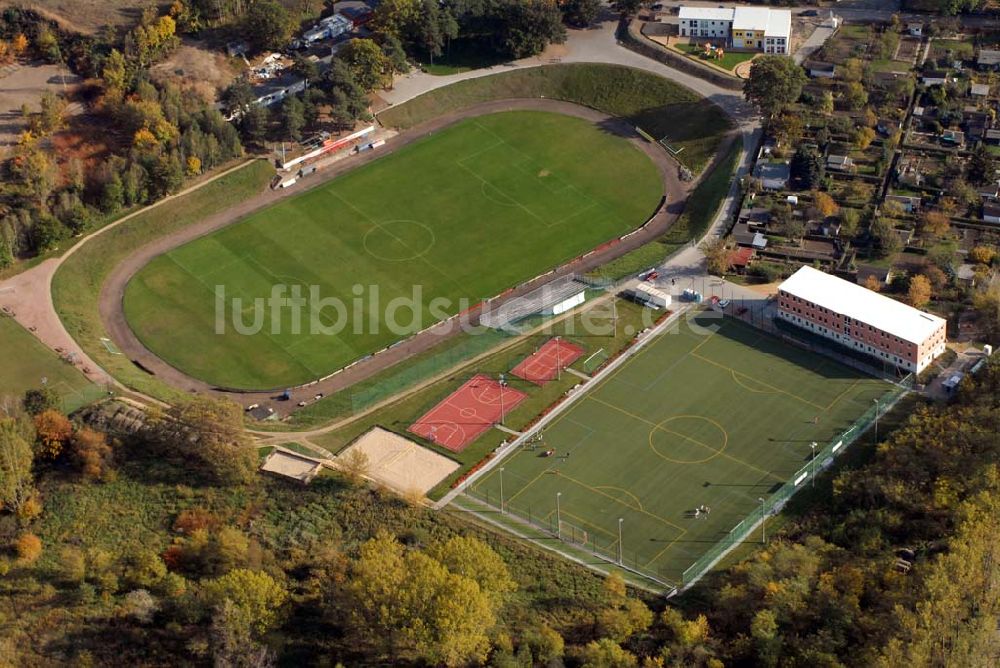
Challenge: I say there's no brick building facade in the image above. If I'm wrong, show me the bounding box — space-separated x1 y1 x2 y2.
776 267 947 373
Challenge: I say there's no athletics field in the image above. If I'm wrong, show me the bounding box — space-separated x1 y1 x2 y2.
122 111 662 389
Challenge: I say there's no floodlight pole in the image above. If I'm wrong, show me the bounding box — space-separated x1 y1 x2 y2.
873 397 880 444
810 442 817 488
499 373 506 426
556 492 562 540
499 468 505 514
556 336 562 381
618 518 624 565
758 497 767 544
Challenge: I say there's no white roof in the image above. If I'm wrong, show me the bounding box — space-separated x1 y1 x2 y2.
778 266 945 345
733 7 771 31
679 6 735 21
732 7 791 37
765 9 792 38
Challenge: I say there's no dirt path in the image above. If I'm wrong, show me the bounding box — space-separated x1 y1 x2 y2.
0 159 262 402
99 98 699 413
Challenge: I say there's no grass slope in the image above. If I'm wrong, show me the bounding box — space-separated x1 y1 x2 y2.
588 136 741 281
378 63 732 173
0 316 103 412
52 161 275 402
467 313 893 583
123 111 662 390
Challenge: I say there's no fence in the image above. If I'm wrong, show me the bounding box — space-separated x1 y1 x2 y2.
464 485 679 591
679 377 911 588
349 328 513 413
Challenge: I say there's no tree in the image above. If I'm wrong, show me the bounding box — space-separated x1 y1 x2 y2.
222 79 254 118
813 191 840 219
378 33 410 78
22 387 59 416
0 418 35 514
290 54 319 83
908 274 932 308
201 569 288 636
239 104 270 145
563 0 601 27
122 589 159 624
370 0 421 39
149 397 255 485
244 0 292 52
574 638 637 668
210 599 276 668
840 209 860 237
496 0 567 59
429 535 516 602
701 237 732 276
744 56 806 118
843 81 869 110
411 0 458 65
339 447 371 484
15 532 42 563
345 531 496 666
819 90 834 115
864 274 883 292
339 39 391 92
280 95 305 142
12 34 28 57
871 216 902 257
967 146 996 185
969 245 997 266
33 409 72 460
70 427 113 480
610 0 645 16
854 126 876 150
921 210 951 239
790 145 822 190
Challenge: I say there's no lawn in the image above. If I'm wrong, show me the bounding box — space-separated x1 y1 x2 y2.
51 160 275 403
675 43 756 72
0 315 104 412
465 312 894 585
378 63 733 173
123 111 662 390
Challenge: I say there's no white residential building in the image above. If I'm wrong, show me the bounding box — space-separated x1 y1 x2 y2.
677 6 792 55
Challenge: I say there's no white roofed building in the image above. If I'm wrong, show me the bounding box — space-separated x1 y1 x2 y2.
678 6 734 41
776 266 946 373
677 6 791 54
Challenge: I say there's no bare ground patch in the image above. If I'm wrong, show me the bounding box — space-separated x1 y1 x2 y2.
150 42 240 104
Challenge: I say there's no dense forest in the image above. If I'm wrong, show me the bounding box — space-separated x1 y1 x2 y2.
0 356 996 666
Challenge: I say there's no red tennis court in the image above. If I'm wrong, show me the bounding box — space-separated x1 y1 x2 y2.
511 338 585 385
409 374 528 452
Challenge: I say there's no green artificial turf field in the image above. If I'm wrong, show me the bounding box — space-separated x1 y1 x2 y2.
466 312 896 586
0 316 104 412
123 111 662 390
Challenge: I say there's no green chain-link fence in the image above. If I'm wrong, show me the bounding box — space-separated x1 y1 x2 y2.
680 378 912 587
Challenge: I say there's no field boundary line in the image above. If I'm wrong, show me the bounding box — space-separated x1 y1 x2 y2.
555 470 686 533
436 304 691 510
449 493 673 594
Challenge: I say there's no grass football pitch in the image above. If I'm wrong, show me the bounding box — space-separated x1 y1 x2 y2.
123 111 662 389
467 312 894 585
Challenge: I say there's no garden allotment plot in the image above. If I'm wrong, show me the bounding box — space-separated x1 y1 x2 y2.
468 313 892 585
123 111 662 389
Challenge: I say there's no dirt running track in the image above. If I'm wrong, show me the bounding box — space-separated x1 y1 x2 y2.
100 98 727 413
